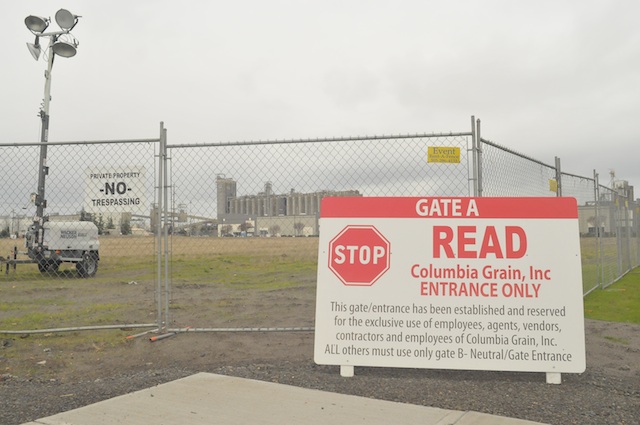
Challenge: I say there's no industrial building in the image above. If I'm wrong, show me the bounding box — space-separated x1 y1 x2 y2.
216 175 361 236
577 180 637 237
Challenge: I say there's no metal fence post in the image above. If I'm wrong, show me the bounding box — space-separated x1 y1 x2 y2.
476 118 483 197
156 122 165 332
555 157 562 197
594 171 603 289
162 126 170 331
471 115 478 197
616 192 623 276
624 194 632 272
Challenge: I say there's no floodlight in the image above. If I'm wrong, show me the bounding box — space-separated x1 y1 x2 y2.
25 15 49 33
55 9 77 30
52 40 78 58
24 8 82 241
26 38 42 60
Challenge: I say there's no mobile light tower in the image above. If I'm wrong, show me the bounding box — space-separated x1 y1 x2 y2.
24 9 80 251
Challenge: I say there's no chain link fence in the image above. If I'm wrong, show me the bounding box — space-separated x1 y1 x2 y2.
165 134 473 330
478 138 558 198
478 133 639 296
0 138 161 333
560 172 601 294
1 119 638 334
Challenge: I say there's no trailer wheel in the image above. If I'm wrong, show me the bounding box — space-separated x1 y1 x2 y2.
76 254 98 278
38 260 60 273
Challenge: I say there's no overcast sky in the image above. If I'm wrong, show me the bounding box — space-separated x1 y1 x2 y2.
1 1 638 193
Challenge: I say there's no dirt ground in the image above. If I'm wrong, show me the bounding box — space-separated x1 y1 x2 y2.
1 290 639 424
43 317 640 383
0 237 639 424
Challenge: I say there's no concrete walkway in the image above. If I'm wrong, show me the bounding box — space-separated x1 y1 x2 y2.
23 373 547 425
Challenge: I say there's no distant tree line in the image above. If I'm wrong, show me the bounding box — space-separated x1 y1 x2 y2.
80 208 131 235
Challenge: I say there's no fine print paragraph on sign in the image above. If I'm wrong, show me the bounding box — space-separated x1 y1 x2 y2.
314 197 586 374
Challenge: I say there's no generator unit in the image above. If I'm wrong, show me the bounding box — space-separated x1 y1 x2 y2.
25 221 100 277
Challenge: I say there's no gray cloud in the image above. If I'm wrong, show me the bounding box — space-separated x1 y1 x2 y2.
2 0 639 191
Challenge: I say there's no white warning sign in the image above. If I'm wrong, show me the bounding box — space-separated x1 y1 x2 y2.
314 197 586 374
84 167 147 214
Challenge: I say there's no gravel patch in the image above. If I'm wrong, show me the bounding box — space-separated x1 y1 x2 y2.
1 319 638 425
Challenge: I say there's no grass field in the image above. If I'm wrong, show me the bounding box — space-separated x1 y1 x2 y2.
579 235 639 294
0 236 319 330
0 236 320 378
3 233 635 290
1 234 638 330
1 234 637 380
584 267 640 324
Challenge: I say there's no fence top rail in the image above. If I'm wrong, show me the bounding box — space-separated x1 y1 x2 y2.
561 171 596 183
0 138 160 148
168 131 473 149
598 184 631 199
480 137 556 170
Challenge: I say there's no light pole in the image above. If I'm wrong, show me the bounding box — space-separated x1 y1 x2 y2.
24 9 80 250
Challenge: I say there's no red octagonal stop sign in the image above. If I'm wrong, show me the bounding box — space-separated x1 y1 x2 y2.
328 225 391 286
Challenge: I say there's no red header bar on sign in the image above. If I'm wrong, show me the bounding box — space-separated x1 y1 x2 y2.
320 197 578 219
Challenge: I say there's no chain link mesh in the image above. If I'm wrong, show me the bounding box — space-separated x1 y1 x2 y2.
480 138 639 296
2 127 638 333
561 173 600 294
480 138 557 197
0 140 159 330
166 134 472 329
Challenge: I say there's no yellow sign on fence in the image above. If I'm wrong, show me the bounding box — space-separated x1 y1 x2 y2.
427 147 460 163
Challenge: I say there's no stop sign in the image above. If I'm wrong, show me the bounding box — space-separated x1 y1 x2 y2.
328 225 391 286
